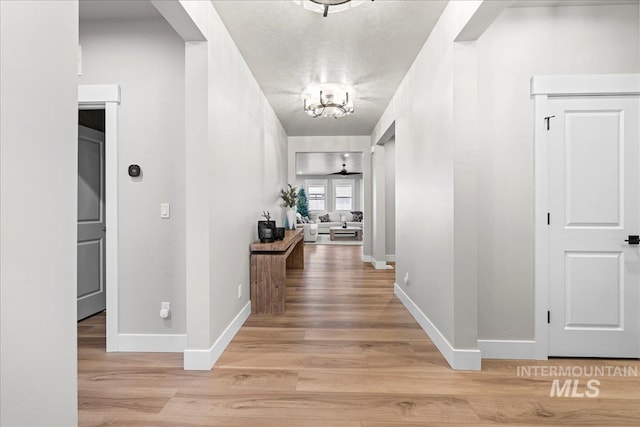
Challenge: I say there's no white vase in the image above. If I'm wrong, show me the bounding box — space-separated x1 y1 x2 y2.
286 208 297 230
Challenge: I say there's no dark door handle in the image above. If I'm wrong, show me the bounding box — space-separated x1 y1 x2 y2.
625 235 639 245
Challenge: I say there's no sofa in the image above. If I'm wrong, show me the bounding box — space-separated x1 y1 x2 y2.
302 223 318 242
311 211 363 234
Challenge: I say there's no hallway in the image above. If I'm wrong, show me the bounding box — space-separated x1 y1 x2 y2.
78 245 640 426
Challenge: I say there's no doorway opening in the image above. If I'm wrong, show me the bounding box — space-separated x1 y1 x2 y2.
384 137 396 264
294 151 364 246
77 108 106 322
370 122 396 270
78 83 120 351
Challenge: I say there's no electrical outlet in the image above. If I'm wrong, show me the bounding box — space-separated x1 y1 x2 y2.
160 302 171 319
404 273 410 285
238 284 242 299
160 203 170 219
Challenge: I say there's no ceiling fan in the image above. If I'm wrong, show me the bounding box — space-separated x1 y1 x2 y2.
329 163 361 176
311 0 374 18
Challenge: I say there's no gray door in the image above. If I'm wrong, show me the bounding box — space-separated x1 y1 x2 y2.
77 125 106 320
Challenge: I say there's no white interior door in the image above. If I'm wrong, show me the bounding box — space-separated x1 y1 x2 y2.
78 125 106 321
548 95 640 357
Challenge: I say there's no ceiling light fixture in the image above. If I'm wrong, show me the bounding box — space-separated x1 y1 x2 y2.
303 85 354 119
294 0 372 18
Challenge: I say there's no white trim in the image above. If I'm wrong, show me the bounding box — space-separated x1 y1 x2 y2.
361 254 372 263
531 74 640 97
533 92 551 360
370 258 387 270
385 254 396 262
531 74 640 360
150 0 207 42
117 334 186 352
183 302 251 370
104 101 119 352
478 339 536 359
394 283 481 370
78 84 121 352
455 0 506 42
77 44 82 76
78 84 120 104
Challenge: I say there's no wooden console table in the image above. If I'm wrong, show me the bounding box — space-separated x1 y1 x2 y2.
250 227 304 314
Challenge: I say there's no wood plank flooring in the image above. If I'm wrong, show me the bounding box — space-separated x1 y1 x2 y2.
78 244 640 426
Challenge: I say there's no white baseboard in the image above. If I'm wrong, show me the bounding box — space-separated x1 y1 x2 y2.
386 255 396 262
183 301 251 370
394 283 481 370
478 339 537 359
117 333 186 352
362 254 372 263
370 258 387 270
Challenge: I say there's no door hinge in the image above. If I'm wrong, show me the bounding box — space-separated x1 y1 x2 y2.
547 311 550 324
547 212 550 225
544 115 556 131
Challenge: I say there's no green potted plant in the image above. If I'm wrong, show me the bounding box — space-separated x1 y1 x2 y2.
297 187 310 220
280 184 298 230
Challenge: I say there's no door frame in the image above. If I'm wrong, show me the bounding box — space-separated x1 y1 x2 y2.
78 84 120 351
370 120 395 270
532 74 640 359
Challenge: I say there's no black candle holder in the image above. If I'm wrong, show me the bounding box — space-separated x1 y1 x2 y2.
258 220 276 243
275 227 285 240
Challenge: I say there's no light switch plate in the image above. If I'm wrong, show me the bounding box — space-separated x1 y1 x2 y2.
160 203 170 219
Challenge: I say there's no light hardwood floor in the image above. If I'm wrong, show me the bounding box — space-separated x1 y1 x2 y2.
79 244 640 426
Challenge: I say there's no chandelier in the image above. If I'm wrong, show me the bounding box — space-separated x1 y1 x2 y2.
294 0 370 18
303 86 355 119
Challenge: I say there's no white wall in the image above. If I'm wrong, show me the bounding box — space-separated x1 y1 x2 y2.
370 1 483 366
385 138 396 258
80 18 187 336
476 3 640 341
370 1 638 364
177 2 288 366
205 6 287 348
0 1 79 424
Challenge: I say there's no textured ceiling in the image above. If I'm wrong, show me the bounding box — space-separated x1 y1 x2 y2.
296 152 363 176
212 0 447 136
80 0 162 21
80 0 637 137
509 0 638 7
